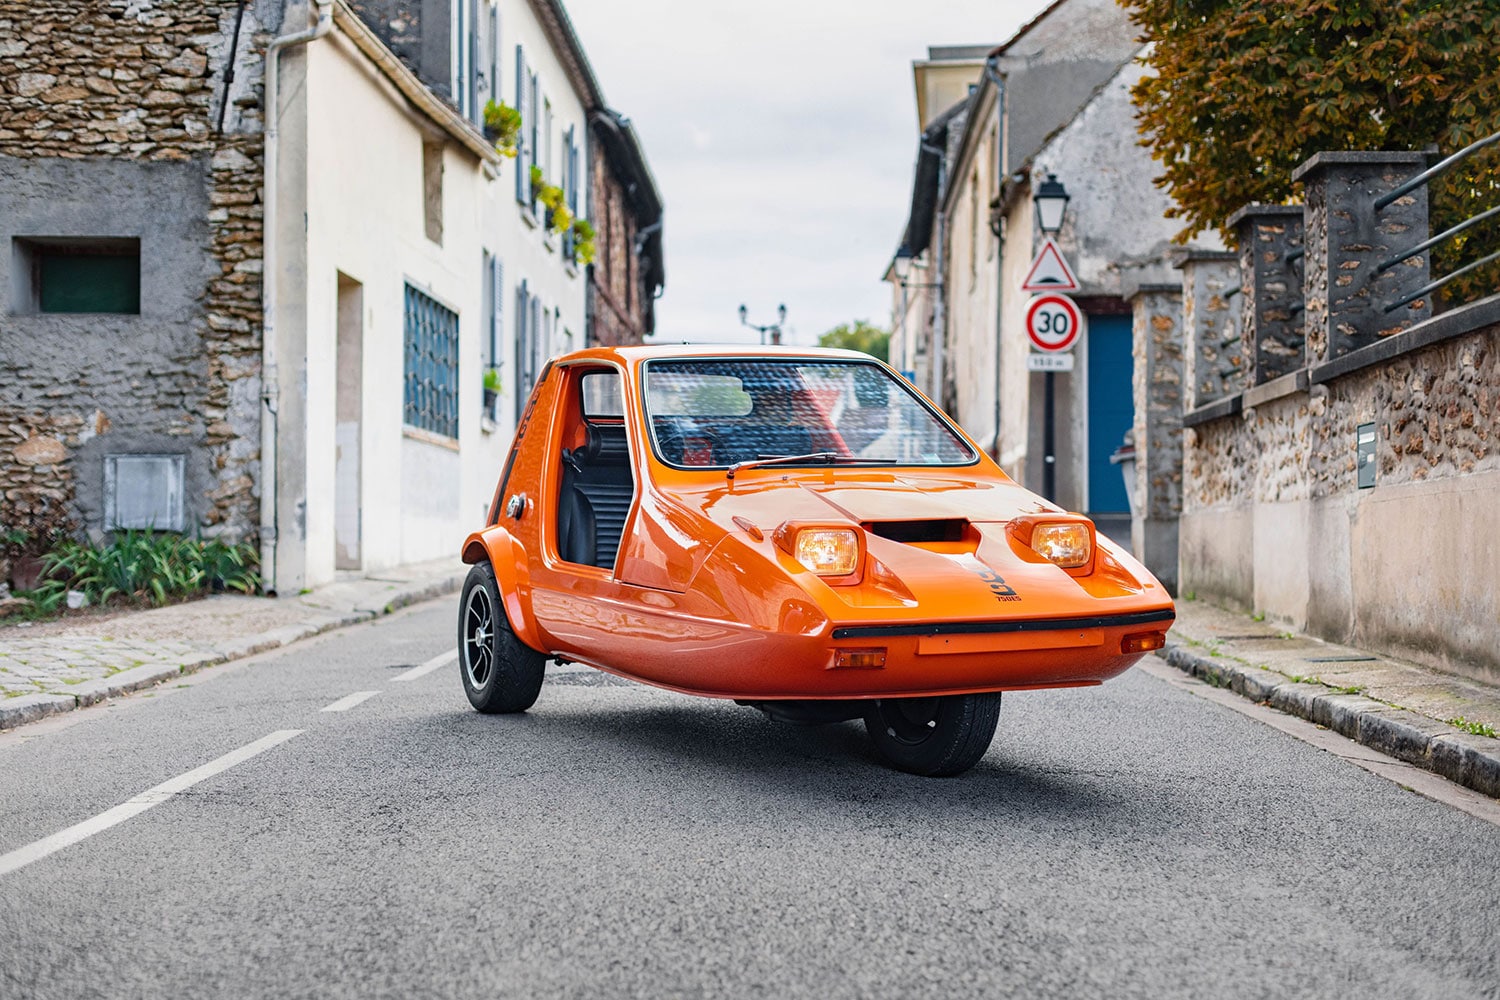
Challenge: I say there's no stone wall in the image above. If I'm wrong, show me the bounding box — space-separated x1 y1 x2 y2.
1128 284 1183 592
0 0 278 547
1177 251 1243 410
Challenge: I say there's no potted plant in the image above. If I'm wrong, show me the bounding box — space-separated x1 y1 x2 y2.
482 367 501 419
482 100 521 158
533 174 568 234
572 218 597 265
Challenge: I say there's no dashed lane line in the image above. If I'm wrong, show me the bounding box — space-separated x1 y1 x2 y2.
319 690 381 713
390 650 457 683
0 729 303 878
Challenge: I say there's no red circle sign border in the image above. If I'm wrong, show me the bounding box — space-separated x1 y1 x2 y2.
1025 293 1082 353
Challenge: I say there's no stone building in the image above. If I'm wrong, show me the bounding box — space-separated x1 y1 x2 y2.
887 0 1219 585
1 0 282 557
587 108 663 347
0 0 664 594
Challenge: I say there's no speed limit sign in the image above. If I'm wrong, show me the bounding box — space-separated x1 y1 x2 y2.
1025 293 1083 352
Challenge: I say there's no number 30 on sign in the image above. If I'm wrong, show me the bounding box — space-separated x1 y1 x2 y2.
1025 293 1083 353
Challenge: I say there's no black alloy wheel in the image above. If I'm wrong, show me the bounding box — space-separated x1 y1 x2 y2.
457 561 545 713
863 693 1002 777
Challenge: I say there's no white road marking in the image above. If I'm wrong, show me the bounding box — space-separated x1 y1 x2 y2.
390 650 457 683
319 690 381 712
0 729 302 878
1137 658 1500 828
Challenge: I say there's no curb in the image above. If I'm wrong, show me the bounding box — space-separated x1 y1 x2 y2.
1162 641 1500 800
0 573 463 732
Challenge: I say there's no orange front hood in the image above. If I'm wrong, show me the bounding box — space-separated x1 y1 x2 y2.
689 471 1058 530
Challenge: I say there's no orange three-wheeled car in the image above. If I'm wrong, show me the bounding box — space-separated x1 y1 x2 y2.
458 346 1173 776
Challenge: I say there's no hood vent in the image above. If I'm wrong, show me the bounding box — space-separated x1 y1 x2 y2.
865 519 968 544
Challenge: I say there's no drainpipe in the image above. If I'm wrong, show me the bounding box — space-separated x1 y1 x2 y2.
260 0 332 595
921 140 948 406
984 57 1006 462
931 183 946 406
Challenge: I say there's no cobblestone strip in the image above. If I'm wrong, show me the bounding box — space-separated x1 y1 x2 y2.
1161 640 1500 799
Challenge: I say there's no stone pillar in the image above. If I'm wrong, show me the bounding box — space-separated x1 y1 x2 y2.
1126 283 1184 594
1291 151 1431 364
1227 204 1304 384
1175 250 1243 411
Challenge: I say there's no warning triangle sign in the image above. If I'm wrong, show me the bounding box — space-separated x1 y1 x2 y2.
1020 238 1079 293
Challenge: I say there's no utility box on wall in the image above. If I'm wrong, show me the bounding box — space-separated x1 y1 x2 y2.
104 454 185 532
1357 423 1376 490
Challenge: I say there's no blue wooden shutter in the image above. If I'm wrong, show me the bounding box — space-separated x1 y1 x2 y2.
491 256 503 369
514 45 527 204
489 4 500 108
514 279 529 421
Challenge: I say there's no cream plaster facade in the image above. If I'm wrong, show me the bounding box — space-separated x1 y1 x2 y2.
268 0 589 591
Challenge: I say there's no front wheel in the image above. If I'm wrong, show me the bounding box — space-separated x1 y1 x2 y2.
458 562 545 713
863 693 1002 776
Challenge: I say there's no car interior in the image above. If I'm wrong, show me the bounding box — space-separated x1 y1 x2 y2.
555 371 635 571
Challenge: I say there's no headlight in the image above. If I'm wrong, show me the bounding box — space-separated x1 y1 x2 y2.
794 528 860 576
1030 523 1092 568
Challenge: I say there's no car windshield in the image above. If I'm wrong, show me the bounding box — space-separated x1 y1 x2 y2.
642 358 977 469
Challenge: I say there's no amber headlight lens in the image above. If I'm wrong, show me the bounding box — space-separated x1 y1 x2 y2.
795 529 859 576
1031 523 1092 568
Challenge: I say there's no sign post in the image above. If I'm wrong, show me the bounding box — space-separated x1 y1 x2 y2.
1024 292 1083 353
1023 290 1083 502
1020 238 1080 294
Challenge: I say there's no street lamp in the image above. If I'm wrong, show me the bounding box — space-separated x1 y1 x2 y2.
1033 173 1070 235
739 302 788 345
889 243 943 379
893 244 914 283
1031 172 1071 503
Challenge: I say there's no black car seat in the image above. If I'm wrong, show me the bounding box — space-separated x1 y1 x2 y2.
557 421 634 570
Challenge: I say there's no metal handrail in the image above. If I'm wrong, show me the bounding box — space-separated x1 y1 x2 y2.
1373 131 1500 212
1386 248 1500 313
1376 204 1500 273
1373 129 1500 311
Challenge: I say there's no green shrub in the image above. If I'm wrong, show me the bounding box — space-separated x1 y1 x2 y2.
37 530 261 608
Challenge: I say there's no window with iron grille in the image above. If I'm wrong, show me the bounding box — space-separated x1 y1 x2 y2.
404 284 460 439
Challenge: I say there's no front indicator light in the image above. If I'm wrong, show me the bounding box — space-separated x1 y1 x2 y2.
1121 631 1166 654
795 529 860 577
1031 523 1092 568
833 648 886 669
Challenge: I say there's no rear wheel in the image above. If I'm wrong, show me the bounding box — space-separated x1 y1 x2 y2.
863 693 1002 776
458 562 545 713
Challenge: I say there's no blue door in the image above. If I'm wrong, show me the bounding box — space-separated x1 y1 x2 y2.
1086 315 1133 514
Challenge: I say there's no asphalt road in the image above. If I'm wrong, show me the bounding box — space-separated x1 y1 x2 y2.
2 599 1498 1000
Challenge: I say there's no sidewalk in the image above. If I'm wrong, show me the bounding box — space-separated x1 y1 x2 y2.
1168 599 1500 799
0 558 466 730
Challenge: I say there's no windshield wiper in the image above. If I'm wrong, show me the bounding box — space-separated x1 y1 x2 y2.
725 453 899 479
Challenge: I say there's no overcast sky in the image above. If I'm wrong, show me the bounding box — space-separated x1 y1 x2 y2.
563 0 1053 346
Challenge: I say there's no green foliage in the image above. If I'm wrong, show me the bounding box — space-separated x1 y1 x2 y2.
35 530 261 609
818 320 891 362
482 367 501 393
572 218 597 265
1124 0 1500 303
482 100 521 158
1447 715 1498 738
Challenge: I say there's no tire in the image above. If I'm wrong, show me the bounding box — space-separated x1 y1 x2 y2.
863 693 1002 777
457 561 545 714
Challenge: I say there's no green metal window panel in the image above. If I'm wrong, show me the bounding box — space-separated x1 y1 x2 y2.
404 283 460 439
39 250 140 314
